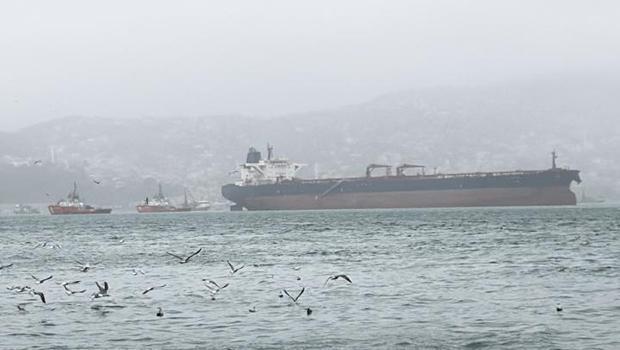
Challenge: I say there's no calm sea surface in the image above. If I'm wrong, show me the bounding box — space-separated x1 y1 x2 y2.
0 206 619 349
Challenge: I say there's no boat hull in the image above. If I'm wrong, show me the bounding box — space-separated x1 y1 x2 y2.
136 205 192 213
48 206 112 215
229 186 576 210
222 169 581 211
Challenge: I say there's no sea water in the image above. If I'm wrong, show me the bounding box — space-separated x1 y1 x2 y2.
0 206 619 349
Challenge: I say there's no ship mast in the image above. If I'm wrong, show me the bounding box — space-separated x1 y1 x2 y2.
157 183 164 200
267 143 273 161
69 181 80 201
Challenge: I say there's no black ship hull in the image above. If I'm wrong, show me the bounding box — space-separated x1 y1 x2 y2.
222 169 581 211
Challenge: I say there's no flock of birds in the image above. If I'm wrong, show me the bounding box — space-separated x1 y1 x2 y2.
1 245 353 319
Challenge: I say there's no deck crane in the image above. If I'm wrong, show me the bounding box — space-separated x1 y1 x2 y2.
366 164 392 177
396 164 425 176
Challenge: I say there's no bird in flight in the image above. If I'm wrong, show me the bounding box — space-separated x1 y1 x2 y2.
324 274 352 286
166 248 202 264
203 279 229 297
31 274 53 284
30 290 46 303
283 287 305 304
203 279 229 300
7 285 32 293
142 284 167 295
92 178 102 185
93 281 110 298
59 280 81 287
63 285 86 295
33 160 42 165
227 260 245 274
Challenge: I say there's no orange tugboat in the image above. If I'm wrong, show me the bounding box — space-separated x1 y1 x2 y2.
136 184 191 213
48 182 112 215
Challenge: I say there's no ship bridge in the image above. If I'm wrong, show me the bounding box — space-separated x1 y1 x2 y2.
237 145 305 186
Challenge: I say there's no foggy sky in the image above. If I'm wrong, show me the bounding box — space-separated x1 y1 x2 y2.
1 0 619 131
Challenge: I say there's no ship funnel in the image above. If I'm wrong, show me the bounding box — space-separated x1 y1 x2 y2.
246 147 262 163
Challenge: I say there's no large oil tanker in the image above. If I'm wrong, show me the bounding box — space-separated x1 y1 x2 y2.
221 146 581 211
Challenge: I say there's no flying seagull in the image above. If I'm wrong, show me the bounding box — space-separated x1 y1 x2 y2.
8 285 32 293
142 284 167 295
59 280 81 287
92 178 102 185
63 285 86 295
203 279 229 298
166 248 202 264
93 281 110 298
227 260 245 274
0 263 13 270
31 274 53 284
324 274 353 286
283 287 305 304
33 160 42 165
17 304 27 312
30 290 46 303
203 280 229 300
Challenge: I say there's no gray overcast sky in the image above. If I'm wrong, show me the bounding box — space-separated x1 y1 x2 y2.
1 0 619 131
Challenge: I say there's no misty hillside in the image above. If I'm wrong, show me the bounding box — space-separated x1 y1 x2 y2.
1 77 619 205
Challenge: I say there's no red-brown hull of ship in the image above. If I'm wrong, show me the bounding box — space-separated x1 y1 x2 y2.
48 206 112 215
237 186 577 211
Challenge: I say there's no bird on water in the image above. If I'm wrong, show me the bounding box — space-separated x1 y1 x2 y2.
75 261 98 272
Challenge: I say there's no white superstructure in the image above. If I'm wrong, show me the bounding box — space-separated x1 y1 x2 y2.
237 146 305 186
